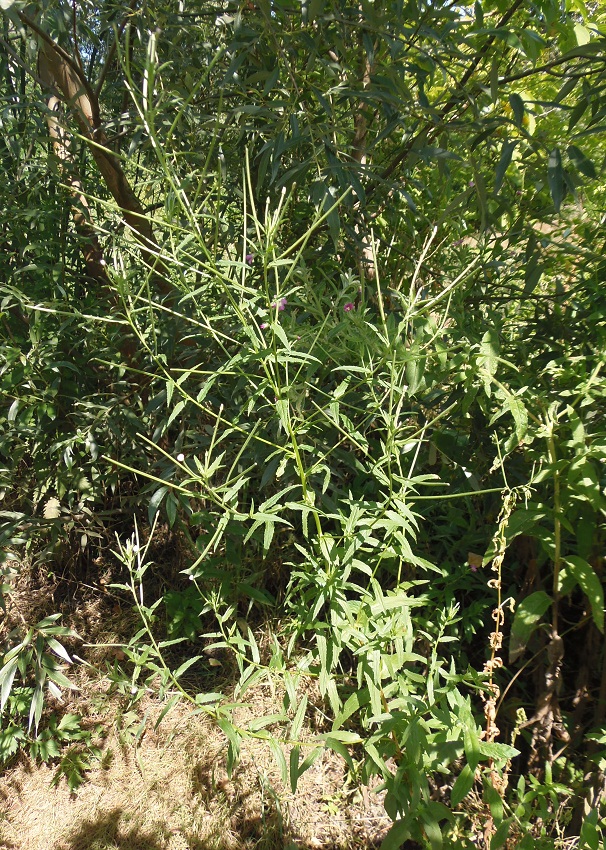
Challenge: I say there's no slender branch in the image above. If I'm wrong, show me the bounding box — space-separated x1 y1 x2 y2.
499 53 606 85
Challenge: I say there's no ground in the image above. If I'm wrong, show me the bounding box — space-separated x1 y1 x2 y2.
0 682 391 850
0 558 392 850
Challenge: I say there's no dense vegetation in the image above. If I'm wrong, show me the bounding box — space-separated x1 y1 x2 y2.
1 0 606 845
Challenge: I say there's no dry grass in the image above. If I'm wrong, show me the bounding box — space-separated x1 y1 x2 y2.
0 675 391 850
0 554 393 849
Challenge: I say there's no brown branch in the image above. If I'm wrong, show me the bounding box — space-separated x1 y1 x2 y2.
35 34 170 291
43 92 110 284
17 10 99 124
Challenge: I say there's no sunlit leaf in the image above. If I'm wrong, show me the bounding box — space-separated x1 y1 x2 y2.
509 591 552 662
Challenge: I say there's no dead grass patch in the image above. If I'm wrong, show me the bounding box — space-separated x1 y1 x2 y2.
0 680 391 850
0 551 393 849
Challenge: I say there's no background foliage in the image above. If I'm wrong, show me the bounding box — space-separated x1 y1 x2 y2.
1 0 606 846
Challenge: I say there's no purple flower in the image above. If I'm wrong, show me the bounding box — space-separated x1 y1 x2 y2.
245 253 254 265
271 297 287 312
260 322 269 329
343 302 355 312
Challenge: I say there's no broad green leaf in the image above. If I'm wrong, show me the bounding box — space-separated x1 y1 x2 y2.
478 742 520 761
574 23 591 45
148 486 168 524
421 810 443 850
579 806 600 850
491 818 513 849
380 818 412 850
507 396 528 442
165 492 178 527
508 93 525 128
509 591 552 662
565 557 604 632
484 779 504 823
568 145 596 178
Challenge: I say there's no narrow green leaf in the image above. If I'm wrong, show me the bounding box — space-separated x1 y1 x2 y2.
568 98 588 131
494 140 517 194
320 730 362 743
0 658 18 713
29 685 43 732
547 148 565 212
154 694 180 729
47 638 72 664
298 745 322 778
173 655 203 680
248 713 288 731
289 744 300 793
323 735 354 771
490 57 499 102
166 399 186 428
290 694 307 741
268 737 288 785
333 690 367 730
217 718 240 775
451 763 477 807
